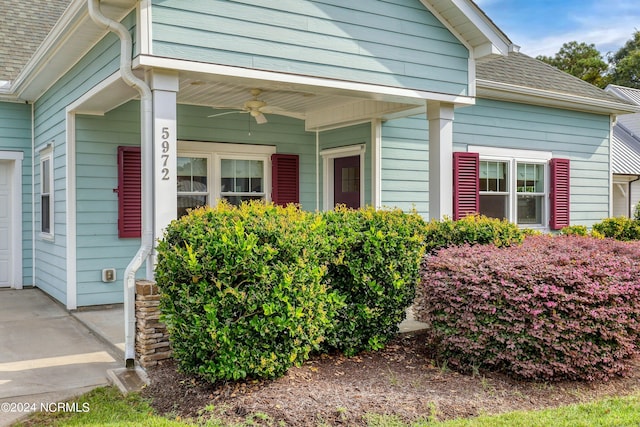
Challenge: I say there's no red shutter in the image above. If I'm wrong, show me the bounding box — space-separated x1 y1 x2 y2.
271 154 299 206
117 146 141 238
549 158 570 230
453 152 479 220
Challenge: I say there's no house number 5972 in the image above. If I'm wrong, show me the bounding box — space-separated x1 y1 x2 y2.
161 127 170 180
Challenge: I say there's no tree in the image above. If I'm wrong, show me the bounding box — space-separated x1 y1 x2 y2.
607 30 640 89
537 41 609 88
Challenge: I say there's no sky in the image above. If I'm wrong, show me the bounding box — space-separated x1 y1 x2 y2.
474 0 639 58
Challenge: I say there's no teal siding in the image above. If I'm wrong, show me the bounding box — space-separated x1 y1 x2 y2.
0 101 33 285
75 103 144 307
319 123 372 208
151 0 469 95
74 102 321 305
454 99 611 225
381 116 429 216
380 99 611 226
33 13 136 305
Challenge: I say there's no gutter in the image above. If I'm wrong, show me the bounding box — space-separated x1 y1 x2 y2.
87 0 154 368
477 79 640 116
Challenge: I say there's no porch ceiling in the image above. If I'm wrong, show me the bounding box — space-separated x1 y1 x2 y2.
72 70 427 131
177 74 424 131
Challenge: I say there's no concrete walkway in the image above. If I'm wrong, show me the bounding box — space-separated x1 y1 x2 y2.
0 286 425 426
0 288 122 427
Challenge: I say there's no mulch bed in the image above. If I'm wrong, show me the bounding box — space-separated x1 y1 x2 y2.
141 330 640 426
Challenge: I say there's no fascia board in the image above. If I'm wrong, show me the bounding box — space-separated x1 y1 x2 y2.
420 0 512 59
477 79 640 116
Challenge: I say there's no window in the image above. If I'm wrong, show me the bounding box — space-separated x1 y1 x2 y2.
177 156 208 217
40 147 53 237
456 147 569 230
176 142 278 216
220 158 265 205
479 160 509 220
478 158 547 226
516 162 544 224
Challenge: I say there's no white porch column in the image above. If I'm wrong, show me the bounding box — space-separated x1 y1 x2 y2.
371 119 382 209
149 70 178 267
427 100 454 220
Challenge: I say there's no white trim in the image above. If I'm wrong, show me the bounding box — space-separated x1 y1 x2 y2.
468 145 552 161
135 55 476 107
65 110 77 310
66 71 122 114
320 144 366 210
0 151 24 161
138 0 153 56
0 151 24 289
39 146 54 241
609 115 614 218
31 103 35 289
371 120 382 209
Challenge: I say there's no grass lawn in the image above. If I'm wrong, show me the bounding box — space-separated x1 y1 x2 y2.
13 386 640 427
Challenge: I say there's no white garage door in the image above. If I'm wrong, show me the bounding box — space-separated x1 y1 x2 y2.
0 160 12 287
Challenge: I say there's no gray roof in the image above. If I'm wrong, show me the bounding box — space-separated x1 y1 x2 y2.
0 0 71 82
612 123 640 175
476 52 632 107
607 85 640 137
608 85 640 105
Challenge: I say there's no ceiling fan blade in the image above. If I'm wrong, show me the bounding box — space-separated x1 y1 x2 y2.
254 112 268 124
207 110 247 118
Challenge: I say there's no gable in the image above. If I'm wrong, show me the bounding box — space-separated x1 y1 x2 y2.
151 0 471 96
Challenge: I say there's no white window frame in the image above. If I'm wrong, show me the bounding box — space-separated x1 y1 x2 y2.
470 146 552 229
320 144 366 211
177 141 275 208
38 144 54 240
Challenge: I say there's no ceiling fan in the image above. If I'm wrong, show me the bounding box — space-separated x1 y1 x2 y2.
208 88 276 124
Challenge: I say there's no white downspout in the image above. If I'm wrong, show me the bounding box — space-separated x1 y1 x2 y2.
88 0 154 368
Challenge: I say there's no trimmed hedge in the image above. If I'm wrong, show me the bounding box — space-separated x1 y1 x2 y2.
415 235 640 381
592 217 640 241
321 206 425 356
155 203 342 381
155 202 425 381
423 215 526 254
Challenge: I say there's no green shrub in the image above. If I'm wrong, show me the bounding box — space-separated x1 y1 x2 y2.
634 204 640 221
560 225 589 236
321 206 426 356
592 216 640 241
423 215 525 253
155 202 342 382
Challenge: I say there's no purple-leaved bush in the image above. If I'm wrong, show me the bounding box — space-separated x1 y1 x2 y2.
415 235 640 381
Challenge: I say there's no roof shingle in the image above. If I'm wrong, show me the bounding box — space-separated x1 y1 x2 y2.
476 52 632 106
0 0 71 82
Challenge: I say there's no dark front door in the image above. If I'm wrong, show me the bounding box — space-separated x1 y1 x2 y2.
334 155 360 209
